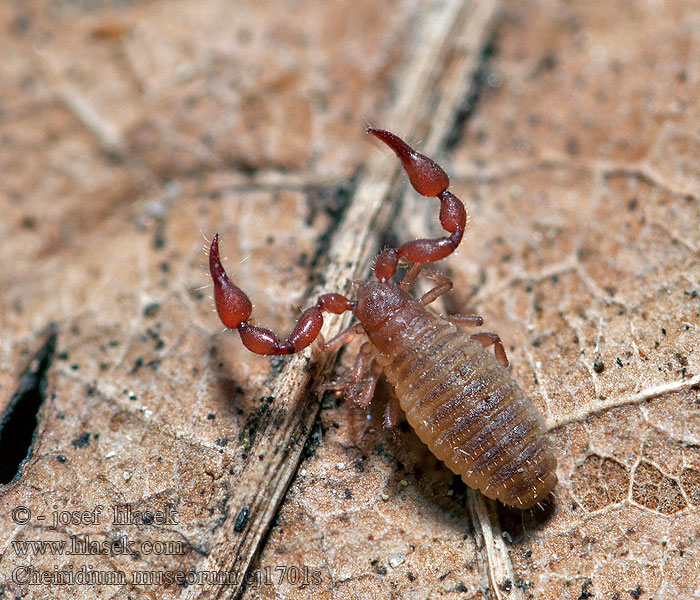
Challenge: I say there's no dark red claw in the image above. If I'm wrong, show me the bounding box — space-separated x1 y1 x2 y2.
367 129 467 282
209 234 355 354
367 127 449 197
209 234 253 329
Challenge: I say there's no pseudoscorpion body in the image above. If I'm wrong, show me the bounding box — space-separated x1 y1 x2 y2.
209 128 558 508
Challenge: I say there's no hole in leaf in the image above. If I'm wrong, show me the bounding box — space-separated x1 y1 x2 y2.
0 325 57 484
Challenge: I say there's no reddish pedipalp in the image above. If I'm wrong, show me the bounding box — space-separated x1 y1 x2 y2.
209 236 355 356
209 233 252 329
368 129 466 282
367 127 449 196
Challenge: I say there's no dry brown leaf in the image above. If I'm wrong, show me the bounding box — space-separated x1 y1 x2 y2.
1 2 698 600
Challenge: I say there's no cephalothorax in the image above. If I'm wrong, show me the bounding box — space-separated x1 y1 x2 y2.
209 128 557 508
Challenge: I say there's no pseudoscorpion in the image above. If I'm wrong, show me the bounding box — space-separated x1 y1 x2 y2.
209 128 558 508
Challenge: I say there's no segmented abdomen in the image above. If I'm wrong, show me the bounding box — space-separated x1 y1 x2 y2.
369 304 557 508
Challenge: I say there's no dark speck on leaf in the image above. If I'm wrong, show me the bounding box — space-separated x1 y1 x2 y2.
143 303 160 317
234 507 249 532
71 433 91 449
577 579 594 600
